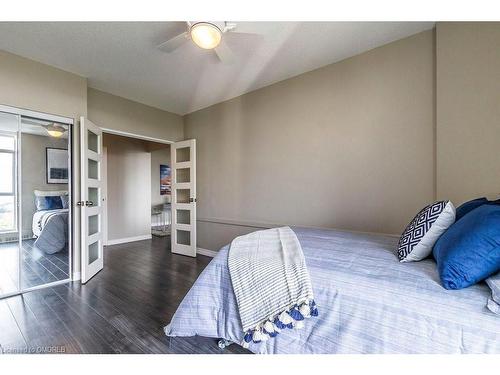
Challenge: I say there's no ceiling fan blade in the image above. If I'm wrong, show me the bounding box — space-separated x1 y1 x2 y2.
223 22 260 35
214 40 235 64
157 32 189 53
228 30 260 36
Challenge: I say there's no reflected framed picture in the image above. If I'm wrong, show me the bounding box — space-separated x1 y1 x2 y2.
160 164 171 195
46 148 69 184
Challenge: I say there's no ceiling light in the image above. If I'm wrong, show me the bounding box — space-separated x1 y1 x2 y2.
46 124 66 138
190 22 222 50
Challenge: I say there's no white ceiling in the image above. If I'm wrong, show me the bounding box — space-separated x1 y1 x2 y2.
0 22 434 115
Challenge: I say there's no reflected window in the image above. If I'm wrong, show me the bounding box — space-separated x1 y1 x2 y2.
0 134 16 232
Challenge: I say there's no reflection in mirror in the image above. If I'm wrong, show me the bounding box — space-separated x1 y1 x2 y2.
20 117 71 290
0 112 20 295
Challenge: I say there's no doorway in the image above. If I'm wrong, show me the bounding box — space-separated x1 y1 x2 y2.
79 118 198 284
101 133 172 247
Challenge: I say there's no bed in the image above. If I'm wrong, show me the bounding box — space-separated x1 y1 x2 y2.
32 208 69 254
165 227 500 354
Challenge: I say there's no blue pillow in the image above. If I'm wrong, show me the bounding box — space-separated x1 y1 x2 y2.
455 197 500 221
35 196 63 211
455 197 488 221
433 204 500 290
45 196 63 210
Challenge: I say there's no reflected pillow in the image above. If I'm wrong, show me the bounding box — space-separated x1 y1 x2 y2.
34 189 68 197
60 194 69 209
35 196 63 211
398 200 455 262
433 205 500 290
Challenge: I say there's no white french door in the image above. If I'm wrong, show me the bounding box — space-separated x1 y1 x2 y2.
171 139 197 257
80 117 104 283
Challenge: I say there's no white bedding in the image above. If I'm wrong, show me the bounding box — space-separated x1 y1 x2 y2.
32 209 68 237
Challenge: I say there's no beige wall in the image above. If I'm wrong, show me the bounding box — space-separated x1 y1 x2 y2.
0 50 183 277
20 133 68 237
197 220 267 252
88 88 183 142
186 30 436 249
0 50 87 275
103 134 151 242
436 22 500 203
0 50 87 119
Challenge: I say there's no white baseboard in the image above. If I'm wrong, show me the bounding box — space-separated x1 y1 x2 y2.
72 271 81 281
106 234 152 246
197 247 218 257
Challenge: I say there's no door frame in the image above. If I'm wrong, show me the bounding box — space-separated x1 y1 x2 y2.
98 127 174 251
0 104 74 299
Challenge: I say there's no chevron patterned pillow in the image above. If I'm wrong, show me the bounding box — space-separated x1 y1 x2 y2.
398 200 456 262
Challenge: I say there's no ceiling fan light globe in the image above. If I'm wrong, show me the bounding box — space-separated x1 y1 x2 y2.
190 22 222 49
46 124 66 138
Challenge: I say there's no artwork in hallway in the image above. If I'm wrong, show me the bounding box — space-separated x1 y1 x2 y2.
160 164 171 195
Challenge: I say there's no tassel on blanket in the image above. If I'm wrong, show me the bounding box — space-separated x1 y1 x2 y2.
263 320 279 337
253 329 268 343
310 300 319 317
289 306 305 321
241 300 319 347
242 331 253 348
299 302 312 318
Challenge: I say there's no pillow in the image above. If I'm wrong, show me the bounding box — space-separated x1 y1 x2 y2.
60 194 69 209
433 204 500 290
486 273 500 315
398 200 455 262
35 195 63 211
34 190 68 197
35 196 47 211
455 197 489 221
455 197 500 221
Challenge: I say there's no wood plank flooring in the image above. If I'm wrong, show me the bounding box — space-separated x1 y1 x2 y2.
0 236 249 354
0 239 69 295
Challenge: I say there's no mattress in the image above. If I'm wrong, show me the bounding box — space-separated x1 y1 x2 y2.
165 227 500 354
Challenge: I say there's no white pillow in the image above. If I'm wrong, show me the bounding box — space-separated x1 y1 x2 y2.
34 190 68 197
398 200 456 262
486 273 500 315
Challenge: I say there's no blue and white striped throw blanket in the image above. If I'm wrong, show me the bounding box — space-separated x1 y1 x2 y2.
228 226 318 348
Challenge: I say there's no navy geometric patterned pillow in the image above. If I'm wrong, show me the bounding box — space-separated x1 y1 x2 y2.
398 200 456 262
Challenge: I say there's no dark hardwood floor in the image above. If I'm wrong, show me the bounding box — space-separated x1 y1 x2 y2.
0 236 249 354
0 239 69 295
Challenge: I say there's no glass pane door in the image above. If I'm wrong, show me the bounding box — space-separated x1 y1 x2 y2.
171 139 196 257
80 117 104 283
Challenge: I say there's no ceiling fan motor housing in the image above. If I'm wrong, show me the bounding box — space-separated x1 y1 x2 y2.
188 21 234 33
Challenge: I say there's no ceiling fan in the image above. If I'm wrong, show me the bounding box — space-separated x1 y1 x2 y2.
157 21 255 64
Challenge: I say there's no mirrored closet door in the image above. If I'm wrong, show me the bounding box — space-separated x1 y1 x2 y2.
0 108 72 298
0 112 20 296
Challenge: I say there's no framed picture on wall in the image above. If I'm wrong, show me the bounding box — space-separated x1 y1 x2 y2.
46 148 69 184
160 164 171 195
